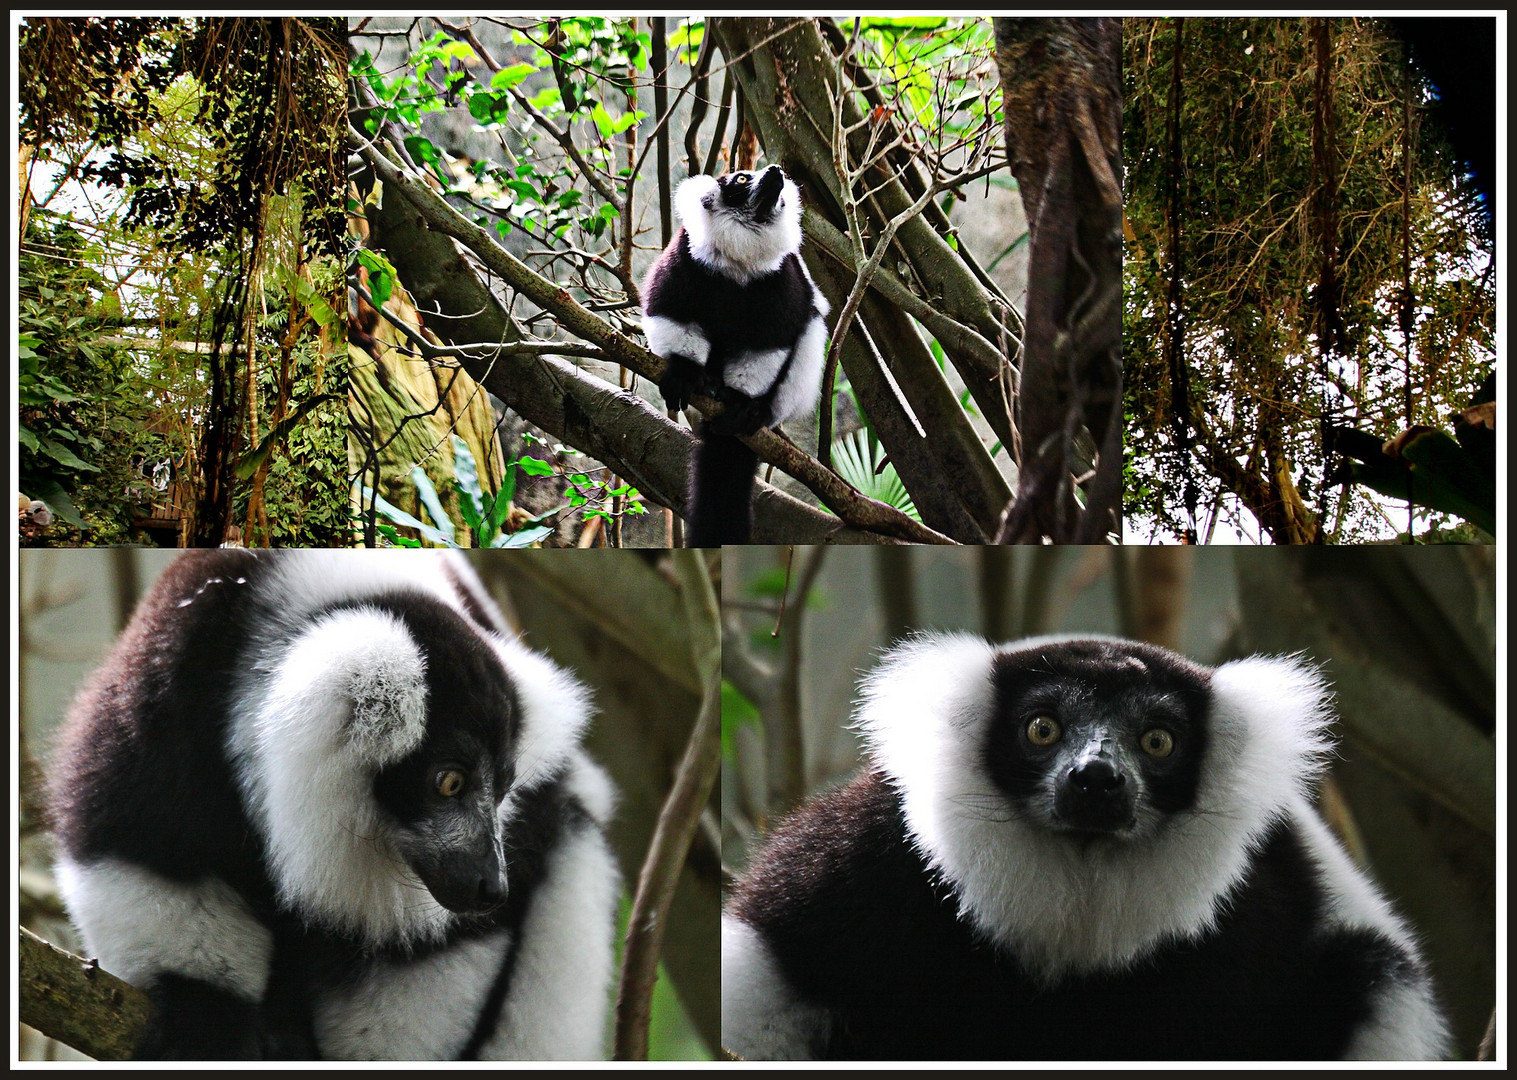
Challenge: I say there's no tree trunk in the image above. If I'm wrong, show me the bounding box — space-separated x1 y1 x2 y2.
994 18 1123 542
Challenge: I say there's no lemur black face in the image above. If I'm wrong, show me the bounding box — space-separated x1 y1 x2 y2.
362 593 519 913
983 640 1211 837
707 164 786 224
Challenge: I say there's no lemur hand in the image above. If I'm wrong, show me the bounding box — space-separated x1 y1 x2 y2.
658 354 705 414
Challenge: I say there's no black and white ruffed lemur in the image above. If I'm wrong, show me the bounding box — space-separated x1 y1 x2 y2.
50 550 620 1059
641 164 830 546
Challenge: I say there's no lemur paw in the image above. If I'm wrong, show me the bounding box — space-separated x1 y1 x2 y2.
658 355 705 414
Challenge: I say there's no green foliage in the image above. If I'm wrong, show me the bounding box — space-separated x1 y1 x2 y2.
354 17 652 247
830 429 920 521
854 18 1003 157
366 436 646 548
21 18 349 547
17 211 161 538
721 679 762 765
1331 412 1496 538
242 293 350 548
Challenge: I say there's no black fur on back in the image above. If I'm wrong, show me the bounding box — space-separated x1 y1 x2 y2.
49 549 276 907
728 771 1411 1060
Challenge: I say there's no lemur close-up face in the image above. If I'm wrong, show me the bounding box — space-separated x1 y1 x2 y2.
362 595 521 916
982 639 1212 839
722 631 1456 1061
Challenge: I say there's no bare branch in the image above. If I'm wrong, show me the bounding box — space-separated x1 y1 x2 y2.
19 927 149 1061
613 551 722 1060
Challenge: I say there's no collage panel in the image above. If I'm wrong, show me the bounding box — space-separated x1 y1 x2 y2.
1121 17 1496 545
348 15 1116 549
18 17 349 549
17 548 721 1060
720 546 1495 1060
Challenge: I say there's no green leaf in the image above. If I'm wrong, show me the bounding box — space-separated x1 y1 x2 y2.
363 485 456 547
37 436 99 472
452 479 487 539
517 455 555 477
491 524 553 548
505 178 540 202
830 429 918 520
861 16 948 31
375 523 423 548
609 109 647 135
404 134 441 166
233 394 340 480
491 62 538 90
409 467 457 544
450 435 488 526
356 249 396 307
439 39 480 65
528 86 562 111
721 678 762 762
590 101 614 138
467 91 498 123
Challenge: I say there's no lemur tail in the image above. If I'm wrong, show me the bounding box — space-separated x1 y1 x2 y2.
687 433 759 546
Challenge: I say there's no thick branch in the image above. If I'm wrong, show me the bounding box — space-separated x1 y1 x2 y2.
803 209 1014 396
995 17 1123 543
19 927 149 1060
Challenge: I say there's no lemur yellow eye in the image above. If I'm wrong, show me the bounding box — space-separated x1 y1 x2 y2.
1140 729 1175 758
733 173 749 185
1026 715 1062 746
436 770 466 798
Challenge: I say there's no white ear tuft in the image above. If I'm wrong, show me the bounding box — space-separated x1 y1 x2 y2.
342 619 430 766
491 634 594 789
676 175 718 235
257 607 429 769
1206 653 1336 811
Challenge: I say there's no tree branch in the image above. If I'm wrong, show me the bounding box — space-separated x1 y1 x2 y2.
19 927 148 1061
613 551 722 1060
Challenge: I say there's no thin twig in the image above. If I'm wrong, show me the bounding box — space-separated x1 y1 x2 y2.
613 551 722 1060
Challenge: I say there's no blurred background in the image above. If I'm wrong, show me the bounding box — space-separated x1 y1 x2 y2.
721 545 1497 1059
17 548 718 1061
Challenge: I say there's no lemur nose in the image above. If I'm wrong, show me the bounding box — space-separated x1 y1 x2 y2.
1070 757 1125 792
478 873 505 906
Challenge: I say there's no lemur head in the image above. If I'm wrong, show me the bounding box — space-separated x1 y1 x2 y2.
703 165 788 222
234 557 594 945
365 597 517 916
676 164 803 284
982 638 1212 841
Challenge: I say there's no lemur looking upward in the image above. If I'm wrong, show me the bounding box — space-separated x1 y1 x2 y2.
641 164 830 546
